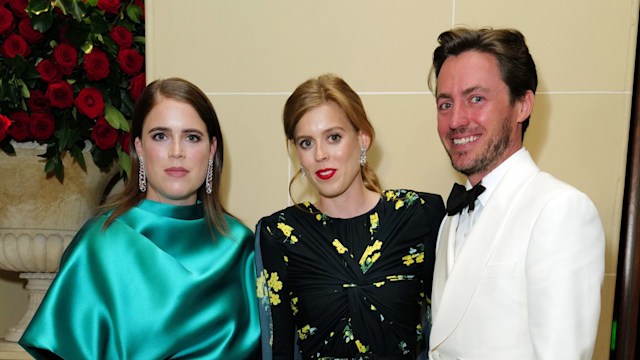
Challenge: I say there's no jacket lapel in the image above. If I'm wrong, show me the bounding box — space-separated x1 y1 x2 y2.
430 150 539 349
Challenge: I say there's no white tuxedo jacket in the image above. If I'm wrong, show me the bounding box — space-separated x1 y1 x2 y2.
429 151 604 360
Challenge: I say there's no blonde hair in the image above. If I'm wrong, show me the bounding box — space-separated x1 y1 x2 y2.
283 74 381 201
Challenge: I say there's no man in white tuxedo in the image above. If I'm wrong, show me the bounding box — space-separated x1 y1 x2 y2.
427 27 605 360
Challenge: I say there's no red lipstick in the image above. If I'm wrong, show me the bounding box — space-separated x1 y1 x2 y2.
315 168 336 180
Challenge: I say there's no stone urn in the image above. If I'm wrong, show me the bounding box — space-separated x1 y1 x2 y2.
0 144 119 343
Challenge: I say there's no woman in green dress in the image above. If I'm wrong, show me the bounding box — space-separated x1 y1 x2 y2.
19 78 260 359
256 74 446 359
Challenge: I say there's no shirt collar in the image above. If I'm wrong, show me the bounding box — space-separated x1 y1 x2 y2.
466 147 526 207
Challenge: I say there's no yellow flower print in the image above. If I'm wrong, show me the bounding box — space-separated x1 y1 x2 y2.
332 239 348 254
373 281 385 287
256 271 266 298
369 212 379 234
402 254 415 266
284 255 288 263
395 199 404 210
270 292 281 305
372 240 382 251
268 272 283 292
290 297 299 315
387 274 415 281
385 190 397 201
355 339 368 353
359 240 383 273
342 324 354 343
277 222 299 244
370 304 377 311
277 222 293 237
316 214 322 221
298 324 317 340
403 246 424 266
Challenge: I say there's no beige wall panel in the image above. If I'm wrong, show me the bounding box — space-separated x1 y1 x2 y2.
525 94 629 276
454 0 636 92
146 1 452 92
211 95 290 227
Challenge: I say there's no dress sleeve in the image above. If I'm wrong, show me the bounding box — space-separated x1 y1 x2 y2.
418 192 446 300
255 219 297 360
417 192 446 353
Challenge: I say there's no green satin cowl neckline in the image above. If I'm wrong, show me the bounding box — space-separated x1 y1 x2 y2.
19 200 260 359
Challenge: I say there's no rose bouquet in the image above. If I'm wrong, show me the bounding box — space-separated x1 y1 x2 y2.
0 0 145 181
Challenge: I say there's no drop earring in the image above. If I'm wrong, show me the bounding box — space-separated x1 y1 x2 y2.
360 147 367 166
138 157 147 192
205 158 213 194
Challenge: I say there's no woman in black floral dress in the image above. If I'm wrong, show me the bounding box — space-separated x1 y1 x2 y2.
256 74 445 359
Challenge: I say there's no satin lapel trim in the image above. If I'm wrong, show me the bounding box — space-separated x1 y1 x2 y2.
430 151 539 348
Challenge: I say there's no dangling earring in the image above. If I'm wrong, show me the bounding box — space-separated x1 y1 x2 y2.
206 158 214 194
300 167 306 178
138 157 147 192
360 147 367 166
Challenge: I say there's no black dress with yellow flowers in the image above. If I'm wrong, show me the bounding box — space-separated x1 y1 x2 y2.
256 189 445 359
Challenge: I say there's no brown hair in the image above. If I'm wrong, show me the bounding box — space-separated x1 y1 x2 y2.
429 27 538 138
102 78 228 235
283 74 381 201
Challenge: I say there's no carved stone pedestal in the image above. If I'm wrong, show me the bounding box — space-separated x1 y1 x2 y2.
0 145 118 343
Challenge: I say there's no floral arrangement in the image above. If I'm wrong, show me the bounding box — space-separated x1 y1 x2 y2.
0 0 145 181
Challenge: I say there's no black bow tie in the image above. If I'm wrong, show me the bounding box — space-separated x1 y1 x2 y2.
446 183 486 216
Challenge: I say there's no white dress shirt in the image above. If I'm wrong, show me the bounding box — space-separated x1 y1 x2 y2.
453 148 527 262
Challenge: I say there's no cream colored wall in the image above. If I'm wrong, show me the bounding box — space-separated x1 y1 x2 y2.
0 0 635 358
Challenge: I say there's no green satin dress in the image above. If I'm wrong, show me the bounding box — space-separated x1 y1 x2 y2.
19 200 260 360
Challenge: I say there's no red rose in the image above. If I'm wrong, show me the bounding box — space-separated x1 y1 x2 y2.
110 25 133 49
0 114 10 142
119 131 131 154
83 48 110 81
27 90 51 113
36 59 63 83
30 113 55 141
52 43 77 75
46 81 74 109
8 111 31 141
91 116 118 150
97 0 121 15
0 6 15 35
58 23 69 42
7 0 27 18
18 17 44 43
75 87 105 119
129 72 146 101
1 33 30 58
117 48 144 76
